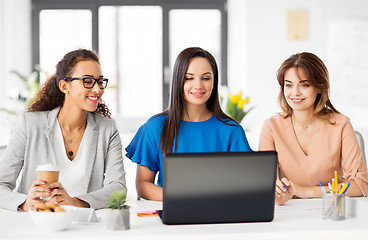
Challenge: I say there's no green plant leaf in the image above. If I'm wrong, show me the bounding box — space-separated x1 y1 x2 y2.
107 190 129 210
106 84 118 89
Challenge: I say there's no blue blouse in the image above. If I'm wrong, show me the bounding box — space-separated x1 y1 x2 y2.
126 114 252 187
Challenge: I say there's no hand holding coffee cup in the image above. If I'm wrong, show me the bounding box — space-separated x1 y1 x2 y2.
36 164 59 188
36 164 59 202
19 164 60 211
46 181 76 206
20 179 49 211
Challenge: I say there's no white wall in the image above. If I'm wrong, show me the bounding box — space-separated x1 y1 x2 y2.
324 0 368 154
0 0 32 97
0 0 32 146
228 0 328 149
228 0 368 153
0 0 367 156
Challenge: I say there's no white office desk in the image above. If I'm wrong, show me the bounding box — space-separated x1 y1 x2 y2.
1 198 368 240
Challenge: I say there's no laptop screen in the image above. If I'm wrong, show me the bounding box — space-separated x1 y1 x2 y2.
162 151 277 225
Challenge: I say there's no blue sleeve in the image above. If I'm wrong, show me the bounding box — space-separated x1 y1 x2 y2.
229 125 253 152
125 123 160 173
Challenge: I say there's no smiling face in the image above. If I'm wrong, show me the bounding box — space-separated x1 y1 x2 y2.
183 57 214 109
61 60 104 112
283 67 319 114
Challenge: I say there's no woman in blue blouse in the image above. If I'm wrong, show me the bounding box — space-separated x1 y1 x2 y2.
126 47 252 201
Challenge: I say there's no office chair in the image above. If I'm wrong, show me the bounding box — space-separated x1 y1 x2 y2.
355 131 366 165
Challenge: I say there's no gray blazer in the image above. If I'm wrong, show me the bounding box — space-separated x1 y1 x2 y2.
0 107 126 211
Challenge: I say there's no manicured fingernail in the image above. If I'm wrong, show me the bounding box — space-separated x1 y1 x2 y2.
282 193 285 196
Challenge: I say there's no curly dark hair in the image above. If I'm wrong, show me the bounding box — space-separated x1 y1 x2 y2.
28 49 111 118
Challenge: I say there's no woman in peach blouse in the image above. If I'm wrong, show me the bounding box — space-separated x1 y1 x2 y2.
259 52 368 205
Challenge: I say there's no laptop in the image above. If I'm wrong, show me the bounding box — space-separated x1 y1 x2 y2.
160 151 277 225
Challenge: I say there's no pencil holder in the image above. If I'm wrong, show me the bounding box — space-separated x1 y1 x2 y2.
322 193 345 220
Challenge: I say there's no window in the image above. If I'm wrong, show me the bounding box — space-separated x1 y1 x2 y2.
169 9 222 83
39 10 92 83
99 6 162 117
32 0 227 118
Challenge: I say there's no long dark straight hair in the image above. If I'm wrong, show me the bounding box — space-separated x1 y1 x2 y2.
28 49 111 118
276 52 339 122
159 47 235 154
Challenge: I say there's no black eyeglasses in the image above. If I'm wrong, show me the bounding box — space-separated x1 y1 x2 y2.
63 77 108 89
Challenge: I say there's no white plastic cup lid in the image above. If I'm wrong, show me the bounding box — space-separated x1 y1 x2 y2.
36 164 59 172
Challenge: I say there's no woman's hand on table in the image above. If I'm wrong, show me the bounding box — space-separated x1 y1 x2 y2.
293 183 322 199
20 179 49 211
47 182 89 208
275 177 294 205
47 182 75 206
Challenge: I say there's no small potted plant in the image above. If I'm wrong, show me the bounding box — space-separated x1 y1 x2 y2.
225 91 254 124
106 190 130 230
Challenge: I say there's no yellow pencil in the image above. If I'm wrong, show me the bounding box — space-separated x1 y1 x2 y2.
334 171 338 194
332 178 335 194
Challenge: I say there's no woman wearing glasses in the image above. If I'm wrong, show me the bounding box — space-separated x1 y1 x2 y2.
0 49 126 211
126 47 252 201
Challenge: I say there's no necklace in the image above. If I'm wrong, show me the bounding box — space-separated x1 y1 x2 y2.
60 123 86 159
291 116 313 129
60 124 86 144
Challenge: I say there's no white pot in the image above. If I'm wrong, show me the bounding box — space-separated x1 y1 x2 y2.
106 208 130 230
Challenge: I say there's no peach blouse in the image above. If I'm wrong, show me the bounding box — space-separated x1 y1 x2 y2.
259 113 368 196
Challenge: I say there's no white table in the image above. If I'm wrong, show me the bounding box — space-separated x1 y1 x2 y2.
1 198 368 240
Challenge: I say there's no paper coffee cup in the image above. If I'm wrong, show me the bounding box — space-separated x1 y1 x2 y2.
36 164 59 187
